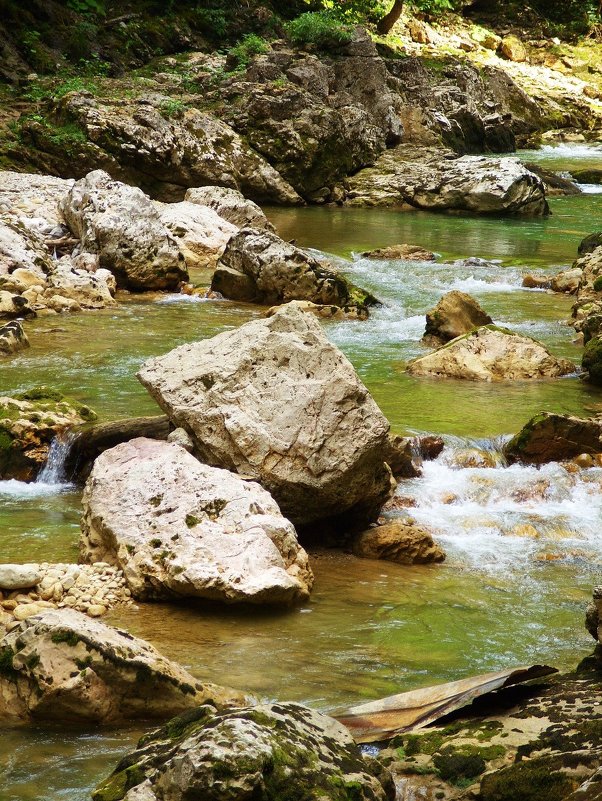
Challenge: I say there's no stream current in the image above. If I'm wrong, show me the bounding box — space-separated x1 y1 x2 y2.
2 144 602 800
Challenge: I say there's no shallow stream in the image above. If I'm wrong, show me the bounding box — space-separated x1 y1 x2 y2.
2 145 602 800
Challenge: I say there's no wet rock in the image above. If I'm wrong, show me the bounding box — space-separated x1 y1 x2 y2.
138 304 393 531
184 186 274 231
0 387 97 481
352 520 446 565
81 438 313 605
407 325 574 382
505 412 602 465
265 299 368 321
523 273 551 289
422 290 492 347
59 170 188 291
523 163 581 196
360 244 436 261
382 434 421 479
0 320 29 355
211 227 377 314
551 267 582 294
155 200 237 271
347 146 549 216
572 169 602 185
578 232 602 256
0 608 247 723
92 701 392 801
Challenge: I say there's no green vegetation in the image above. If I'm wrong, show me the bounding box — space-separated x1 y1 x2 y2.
285 11 354 48
50 630 80 647
227 33 269 70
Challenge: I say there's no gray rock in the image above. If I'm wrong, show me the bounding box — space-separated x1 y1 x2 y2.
93 702 393 801
0 564 43 590
81 437 313 604
138 304 393 530
185 185 274 231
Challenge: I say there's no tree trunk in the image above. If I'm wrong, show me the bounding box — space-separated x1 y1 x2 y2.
376 0 404 35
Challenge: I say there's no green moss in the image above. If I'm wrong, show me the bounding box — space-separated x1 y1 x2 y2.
594 276 602 292
0 428 14 451
583 335 602 385
505 412 550 454
480 758 575 801
50 630 80 647
185 514 200 528
433 751 487 782
15 387 64 402
77 405 97 422
26 653 40 670
92 764 145 801
150 538 162 548
0 646 18 679
402 731 445 756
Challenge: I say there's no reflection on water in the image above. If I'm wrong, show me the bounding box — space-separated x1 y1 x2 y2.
2 144 602 800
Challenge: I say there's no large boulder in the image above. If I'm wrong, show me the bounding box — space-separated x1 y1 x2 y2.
422 290 492 347
184 186 274 231
407 326 574 381
0 320 29 355
347 145 549 216
351 520 446 565
80 438 313 605
0 608 248 723
0 387 97 481
0 289 35 320
92 701 393 801
59 170 188 291
137 304 393 530
211 227 376 315
505 413 602 465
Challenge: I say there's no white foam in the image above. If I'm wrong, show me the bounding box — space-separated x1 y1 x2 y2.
577 184 602 195
156 294 211 304
0 479 73 498
538 144 602 159
448 276 520 293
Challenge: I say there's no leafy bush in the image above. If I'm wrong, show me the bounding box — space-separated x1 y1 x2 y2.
227 33 269 69
285 11 354 48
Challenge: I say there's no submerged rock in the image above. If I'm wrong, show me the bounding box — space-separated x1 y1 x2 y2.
81 438 313 605
138 304 393 531
0 608 247 723
60 170 188 291
92 701 393 801
360 244 436 261
211 227 376 315
0 387 96 481
352 520 446 565
346 145 549 216
407 325 574 381
0 320 29 355
505 412 602 464
422 290 492 347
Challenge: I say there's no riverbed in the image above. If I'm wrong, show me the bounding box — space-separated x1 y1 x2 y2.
2 144 602 800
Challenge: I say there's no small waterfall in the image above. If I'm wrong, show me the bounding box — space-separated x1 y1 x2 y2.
35 432 76 485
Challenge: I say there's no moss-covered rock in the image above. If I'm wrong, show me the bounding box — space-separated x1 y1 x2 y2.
93 702 394 801
0 387 97 481
583 336 602 385
505 411 602 464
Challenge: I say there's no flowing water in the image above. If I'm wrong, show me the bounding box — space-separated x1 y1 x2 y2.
3 145 602 800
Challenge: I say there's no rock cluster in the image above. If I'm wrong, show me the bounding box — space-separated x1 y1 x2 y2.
93 701 393 801
138 303 394 531
0 609 248 723
81 438 313 605
0 562 131 629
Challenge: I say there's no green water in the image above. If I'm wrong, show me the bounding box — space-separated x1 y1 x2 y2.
3 145 602 800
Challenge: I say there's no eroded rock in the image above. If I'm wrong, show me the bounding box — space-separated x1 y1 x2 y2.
0 320 29 355
407 326 574 381
81 438 313 605
505 412 602 465
138 304 393 530
184 185 274 231
0 608 247 723
156 200 237 271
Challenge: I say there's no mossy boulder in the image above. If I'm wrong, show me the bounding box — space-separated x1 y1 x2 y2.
93 702 394 801
578 233 602 256
583 337 602 385
505 412 602 464
0 387 97 481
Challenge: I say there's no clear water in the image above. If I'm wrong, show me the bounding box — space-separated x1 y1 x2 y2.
3 145 602 800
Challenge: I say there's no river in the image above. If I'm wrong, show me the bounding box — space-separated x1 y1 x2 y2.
2 144 602 800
